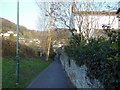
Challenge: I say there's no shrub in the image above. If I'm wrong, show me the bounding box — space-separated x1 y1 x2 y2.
49 44 56 60
64 29 120 88
2 39 36 57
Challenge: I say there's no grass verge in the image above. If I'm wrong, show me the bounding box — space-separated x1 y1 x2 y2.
2 56 52 88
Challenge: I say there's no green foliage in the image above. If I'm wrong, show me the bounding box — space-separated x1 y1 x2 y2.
9 34 14 37
68 30 85 47
2 39 37 57
49 44 56 60
64 28 120 88
69 34 80 47
9 34 15 40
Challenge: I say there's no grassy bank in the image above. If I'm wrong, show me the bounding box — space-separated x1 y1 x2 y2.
2 56 52 88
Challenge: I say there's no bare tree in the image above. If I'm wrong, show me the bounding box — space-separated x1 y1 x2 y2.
36 1 62 60
36 0 118 59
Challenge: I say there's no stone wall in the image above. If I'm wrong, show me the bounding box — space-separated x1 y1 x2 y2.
60 53 103 88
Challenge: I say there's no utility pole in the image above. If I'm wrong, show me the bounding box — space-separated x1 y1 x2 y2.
16 0 19 85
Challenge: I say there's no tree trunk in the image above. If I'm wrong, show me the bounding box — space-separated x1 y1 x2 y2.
46 29 51 61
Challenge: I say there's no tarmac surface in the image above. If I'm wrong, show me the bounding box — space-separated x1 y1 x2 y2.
27 54 71 88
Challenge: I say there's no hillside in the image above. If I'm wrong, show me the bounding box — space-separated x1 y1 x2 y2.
1 18 70 50
1 18 29 33
1 18 17 33
1 18 70 39
0 18 39 39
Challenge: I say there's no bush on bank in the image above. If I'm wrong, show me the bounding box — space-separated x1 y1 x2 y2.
64 29 120 88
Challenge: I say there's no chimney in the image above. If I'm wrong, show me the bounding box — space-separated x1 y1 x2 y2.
72 0 76 13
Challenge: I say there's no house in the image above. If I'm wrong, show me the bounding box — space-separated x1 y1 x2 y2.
13 34 17 37
29 40 33 43
7 31 14 34
70 1 119 38
2 33 10 40
0 33 3 36
8 31 18 37
19 37 25 42
19 37 24 40
3 33 10 37
33 39 39 41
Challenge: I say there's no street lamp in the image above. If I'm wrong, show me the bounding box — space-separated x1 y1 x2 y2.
16 0 19 85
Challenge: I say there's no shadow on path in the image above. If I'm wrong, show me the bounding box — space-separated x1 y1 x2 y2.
27 54 71 88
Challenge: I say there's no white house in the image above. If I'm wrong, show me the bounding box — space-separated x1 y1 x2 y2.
70 1 119 38
29 40 33 43
7 31 14 34
33 39 39 41
3 33 10 37
13 34 17 37
0 33 3 36
19 37 25 42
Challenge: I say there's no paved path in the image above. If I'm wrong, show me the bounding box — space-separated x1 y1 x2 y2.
27 54 71 88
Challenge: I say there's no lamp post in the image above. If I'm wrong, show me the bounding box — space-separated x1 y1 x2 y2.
16 0 19 85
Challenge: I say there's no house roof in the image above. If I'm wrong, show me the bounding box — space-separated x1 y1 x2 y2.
73 11 118 16
93 29 120 37
94 29 120 34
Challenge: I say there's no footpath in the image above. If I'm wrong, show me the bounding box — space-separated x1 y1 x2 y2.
27 54 72 88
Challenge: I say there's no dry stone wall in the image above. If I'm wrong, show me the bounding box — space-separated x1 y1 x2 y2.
60 53 103 88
